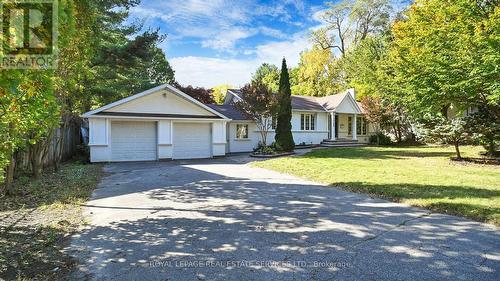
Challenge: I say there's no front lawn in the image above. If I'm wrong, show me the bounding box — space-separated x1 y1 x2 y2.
253 146 500 226
0 162 103 280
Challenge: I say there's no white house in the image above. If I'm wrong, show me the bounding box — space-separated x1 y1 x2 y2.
83 84 375 162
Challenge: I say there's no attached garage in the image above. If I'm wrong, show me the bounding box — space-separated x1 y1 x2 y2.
83 84 230 162
173 123 211 159
111 121 157 161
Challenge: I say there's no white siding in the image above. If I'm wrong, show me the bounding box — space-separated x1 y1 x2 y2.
89 118 108 145
227 122 275 153
212 121 227 156
291 111 329 144
105 90 216 116
89 118 111 162
157 120 172 159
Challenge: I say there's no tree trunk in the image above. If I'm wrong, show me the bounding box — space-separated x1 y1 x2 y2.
53 116 69 172
3 154 16 195
30 141 46 179
454 143 462 160
486 140 496 157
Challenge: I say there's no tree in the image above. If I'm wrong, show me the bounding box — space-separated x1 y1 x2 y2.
342 35 389 99
350 0 392 43
311 1 352 56
252 63 280 92
89 29 175 107
173 83 214 104
390 0 500 116
235 82 278 146
212 84 233 104
291 46 344 96
421 116 471 159
274 59 295 151
312 0 391 57
466 107 500 156
360 96 391 144
0 71 59 192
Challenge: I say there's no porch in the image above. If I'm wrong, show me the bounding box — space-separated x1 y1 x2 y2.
326 112 369 142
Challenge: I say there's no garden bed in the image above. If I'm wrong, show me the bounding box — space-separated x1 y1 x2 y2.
451 157 500 166
294 144 317 149
250 152 295 158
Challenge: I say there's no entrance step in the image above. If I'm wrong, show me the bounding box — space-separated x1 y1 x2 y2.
320 139 366 148
320 143 367 148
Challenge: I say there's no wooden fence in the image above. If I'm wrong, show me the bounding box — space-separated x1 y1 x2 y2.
14 118 84 173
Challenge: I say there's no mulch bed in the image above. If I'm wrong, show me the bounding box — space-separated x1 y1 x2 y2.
450 157 500 166
250 152 295 158
294 145 317 149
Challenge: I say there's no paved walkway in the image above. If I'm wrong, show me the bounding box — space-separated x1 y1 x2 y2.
68 156 500 280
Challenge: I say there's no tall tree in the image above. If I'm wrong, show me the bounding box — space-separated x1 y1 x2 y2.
311 1 352 56
252 63 280 92
390 0 500 115
312 0 391 57
274 58 295 151
212 84 233 104
89 29 175 107
291 46 344 96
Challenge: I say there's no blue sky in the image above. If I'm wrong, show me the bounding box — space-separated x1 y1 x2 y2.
129 0 411 88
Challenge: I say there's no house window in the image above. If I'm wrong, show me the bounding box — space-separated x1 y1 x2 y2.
300 114 315 131
271 117 277 130
349 117 368 135
236 124 248 139
356 117 367 135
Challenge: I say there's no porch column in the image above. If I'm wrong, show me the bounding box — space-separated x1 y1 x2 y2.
330 112 336 140
352 114 357 140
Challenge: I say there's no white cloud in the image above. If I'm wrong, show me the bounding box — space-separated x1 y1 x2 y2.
170 32 311 88
170 56 257 88
130 0 301 54
201 28 257 51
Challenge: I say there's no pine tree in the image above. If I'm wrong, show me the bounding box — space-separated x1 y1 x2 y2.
275 58 295 151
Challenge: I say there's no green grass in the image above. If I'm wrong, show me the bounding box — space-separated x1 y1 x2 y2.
254 146 500 226
0 162 103 280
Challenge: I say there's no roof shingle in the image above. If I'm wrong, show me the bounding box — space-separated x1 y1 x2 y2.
206 104 250 120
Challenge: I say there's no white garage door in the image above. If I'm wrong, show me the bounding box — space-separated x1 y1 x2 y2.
173 123 211 159
111 121 157 161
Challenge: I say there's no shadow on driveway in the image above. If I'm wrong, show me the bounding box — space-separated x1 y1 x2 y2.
67 158 500 281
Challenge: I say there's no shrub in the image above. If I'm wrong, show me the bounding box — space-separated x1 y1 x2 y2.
370 132 392 145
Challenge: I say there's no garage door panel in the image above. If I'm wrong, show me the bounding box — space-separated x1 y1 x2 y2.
173 123 211 159
111 121 157 161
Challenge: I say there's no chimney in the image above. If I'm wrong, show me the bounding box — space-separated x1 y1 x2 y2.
347 88 356 101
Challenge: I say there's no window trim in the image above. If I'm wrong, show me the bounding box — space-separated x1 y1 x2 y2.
349 116 368 136
300 113 316 131
236 124 249 139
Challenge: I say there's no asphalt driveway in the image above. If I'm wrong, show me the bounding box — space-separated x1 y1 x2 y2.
68 156 500 280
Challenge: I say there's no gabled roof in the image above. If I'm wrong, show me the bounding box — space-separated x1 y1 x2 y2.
82 84 230 119
207 104 250 120
291 95 326 111
225 88 363 114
